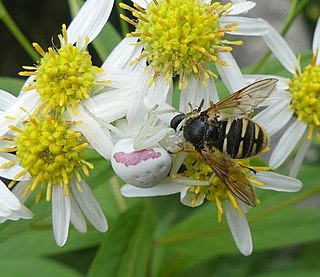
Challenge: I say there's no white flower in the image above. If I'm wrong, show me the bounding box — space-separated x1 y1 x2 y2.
244 17 320 177
0 114 107 246
117 0 283 90
13 178 107 246
3 0 142 160
0 179 33 223
0 90 33 223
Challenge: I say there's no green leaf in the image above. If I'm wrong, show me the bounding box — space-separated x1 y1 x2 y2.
0 226 104 257
0 258 82 277
89 200 157 277
93 23 122 61
67 0 83 17
153 165 320 275
0 77 24 95
254 270 320 277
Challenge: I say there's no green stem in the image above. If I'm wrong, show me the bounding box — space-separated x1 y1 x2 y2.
116 0 130 37
251 0 309 73
0 0 39 61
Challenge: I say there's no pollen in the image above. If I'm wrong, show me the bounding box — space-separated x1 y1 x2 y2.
288 52 320 138
120 0 241 89
177 154 260 222
19 24 107 114
12 115 93 201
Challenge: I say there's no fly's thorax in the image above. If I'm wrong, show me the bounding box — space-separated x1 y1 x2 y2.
183 115 207 149
207 117 268 159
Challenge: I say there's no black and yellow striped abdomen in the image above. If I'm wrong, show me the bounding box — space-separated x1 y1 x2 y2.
205 118 268 159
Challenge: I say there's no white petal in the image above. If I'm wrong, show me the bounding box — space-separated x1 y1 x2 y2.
70 194 88 233
150 74 171 101
105 69 141 89
0 181 21 211
0 154 32 181
238 200 252 214
232 0 248 3
126 82 149 131
226 202 252 256
52 185 71 247
121 181 184 197
216 52 247 92
13 205 34 219
0 203 14 217
67 105 113 159
170 153 188 175
72 180 108 232
0 90 40 136
289 137 312 178
244 75 289 91
126 71 170 131
312 18 320 58
180 188 205 207
180 75 219 113
13 89 40 114
220 17 269 36
11 181 31 203
102 37 143 71
89 88 133 122
229 2 256 15
0 217 8 223
261 21 298 74
143 96 177 123
67 0 114 45
0 210 18 221
253 97 293 136
269 120 307 169
254 171 302 192
0 89 16 111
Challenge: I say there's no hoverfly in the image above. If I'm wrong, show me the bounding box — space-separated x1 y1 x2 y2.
170 78 278 207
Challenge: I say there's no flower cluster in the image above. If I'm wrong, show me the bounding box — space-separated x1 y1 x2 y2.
0 0 319 256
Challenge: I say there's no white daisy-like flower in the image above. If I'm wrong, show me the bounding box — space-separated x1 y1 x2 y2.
0 90 33 223
244 17 320 176
2 0 142 160
118 0 284 92
118 81 303 256
0 113 107 246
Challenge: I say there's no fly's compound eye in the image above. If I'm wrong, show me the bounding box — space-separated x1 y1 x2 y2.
170 114 186 131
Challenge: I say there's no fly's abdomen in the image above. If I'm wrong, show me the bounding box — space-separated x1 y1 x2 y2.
212 118 268 159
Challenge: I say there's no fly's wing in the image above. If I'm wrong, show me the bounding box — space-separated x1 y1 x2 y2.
205 78 278 120
200 148 257 207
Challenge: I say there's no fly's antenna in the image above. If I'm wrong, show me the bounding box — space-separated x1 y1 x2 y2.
197 99 204 112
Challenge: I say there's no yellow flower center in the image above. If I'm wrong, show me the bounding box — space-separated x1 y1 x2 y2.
175 154 264 222
288 53 320 138
19 24 107 114
8 115 93 202
120 0 241 88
